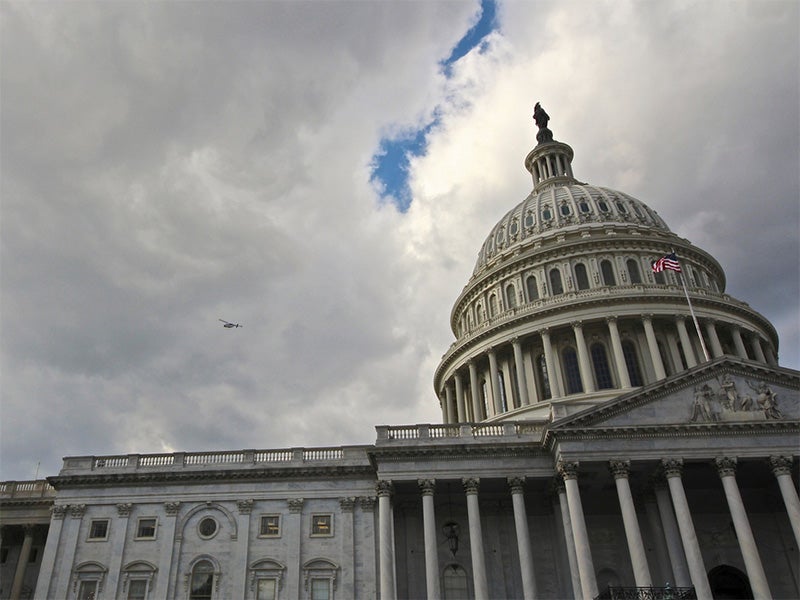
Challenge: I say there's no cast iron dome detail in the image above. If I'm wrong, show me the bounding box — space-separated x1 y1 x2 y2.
434 107 780 425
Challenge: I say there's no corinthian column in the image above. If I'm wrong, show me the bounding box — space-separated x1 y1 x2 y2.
9 524 35 600
661 459 712 600
704 320 724 358
377 480 396 600
469 360 482 420
642 315 666 379
541 328 562 398
606 317 631 389
512 338 531 406
572 321 595 393
770 456 800 550
675 317 698 368
608 461 651 587
454 372 466 422
714 457 771 599
463 478 489 600
418 480 441 600
558 461 597 600
508 477 537 600
487 348 503 414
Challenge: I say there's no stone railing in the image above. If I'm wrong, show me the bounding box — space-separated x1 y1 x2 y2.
595 586 696 600
376 421 547 444
0 479 56 499
60 445 369 474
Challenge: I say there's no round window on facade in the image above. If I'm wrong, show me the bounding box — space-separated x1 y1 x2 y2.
198 517 218 539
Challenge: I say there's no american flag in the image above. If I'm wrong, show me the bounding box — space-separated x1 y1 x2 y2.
652 252 681 273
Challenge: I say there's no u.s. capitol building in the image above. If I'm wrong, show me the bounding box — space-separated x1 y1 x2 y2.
2 109 798 600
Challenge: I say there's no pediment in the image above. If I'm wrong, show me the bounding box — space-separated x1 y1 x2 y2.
549 358 800 432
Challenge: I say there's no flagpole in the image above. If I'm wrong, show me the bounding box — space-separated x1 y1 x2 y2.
673 251 711 362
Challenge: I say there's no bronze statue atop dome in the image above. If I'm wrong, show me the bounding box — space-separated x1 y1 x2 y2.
533 102 553 144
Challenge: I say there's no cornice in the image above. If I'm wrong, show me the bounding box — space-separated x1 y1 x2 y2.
368 443 548 463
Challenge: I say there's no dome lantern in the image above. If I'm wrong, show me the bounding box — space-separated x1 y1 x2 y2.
525 103 577 192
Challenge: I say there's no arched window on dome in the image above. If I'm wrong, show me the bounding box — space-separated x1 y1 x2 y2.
622 340 644 386
562 348 583 395
505 283 517 308
600 260 616 286
488 293 498 318
476 303 484 324
536 354 551 400
626 259 642 284
574 263 590 290
549 268 564 296
653 270 666 285
591 343 614 389
526 275 539 301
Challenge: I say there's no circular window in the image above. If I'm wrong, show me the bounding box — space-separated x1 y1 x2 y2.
198 517 218 539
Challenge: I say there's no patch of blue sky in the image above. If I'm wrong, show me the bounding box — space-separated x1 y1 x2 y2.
371 0 498 213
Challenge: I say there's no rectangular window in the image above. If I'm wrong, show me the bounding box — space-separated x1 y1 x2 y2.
136 518 157 539
88 519 109 540
127 579 148 600
259 515 281 537
311 514 333 537
311 578 330 600
78 580 98 600
256 578 277 600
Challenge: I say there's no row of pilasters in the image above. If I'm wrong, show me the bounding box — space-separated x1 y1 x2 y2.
440 316 775 423
377 455 799 600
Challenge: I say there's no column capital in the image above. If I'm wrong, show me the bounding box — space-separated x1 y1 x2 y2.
339 497 357 512
236 499 254 515
605 316 619 324
51 504 68 520
287 498 305 513
769 455 793 476
418 479 436 496
69 504 86 518
116 503 133 518
609 459 631 479
164 501 181 516
462 477 480 495
358 496 377 512
376 480 394 498
642 314 654 322
661 458 684 478
540 327 551 336
571 320 584 329
715 456 737 477
507 476 526 495
557 460 580 481
511 336 521 345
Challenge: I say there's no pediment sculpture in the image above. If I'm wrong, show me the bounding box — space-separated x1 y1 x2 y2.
689 375 782 423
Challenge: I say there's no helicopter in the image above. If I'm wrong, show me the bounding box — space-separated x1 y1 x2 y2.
219 319 242 329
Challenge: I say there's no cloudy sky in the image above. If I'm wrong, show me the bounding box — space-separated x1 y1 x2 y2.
2 0 797 481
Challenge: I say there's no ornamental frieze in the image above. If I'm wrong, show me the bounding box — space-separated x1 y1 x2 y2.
689 376 783 423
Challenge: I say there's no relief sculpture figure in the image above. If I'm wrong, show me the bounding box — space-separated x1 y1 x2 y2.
690 384 716 422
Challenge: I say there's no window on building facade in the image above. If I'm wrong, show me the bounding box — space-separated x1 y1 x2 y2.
549 268 563 295
488 293 498 317
88 519 109 541
622 341 644 386
600 260 616 286
574 263 590 290
136 518 156 540
74 562 107 600
78 580 98 600
256 578 278 600
127 579 149 600
123 561 156 600
260 515 281 537
591 343 614 389
443 564 469 599
311 514 333 537
505 283 517 308
310 578 331 600
626 259 642 284
198 517 218 539
562 348 583 394
303 559 338 600
526 275 538 301
189 560 215 600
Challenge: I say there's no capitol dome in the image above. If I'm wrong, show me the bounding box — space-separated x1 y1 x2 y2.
434 106 779 422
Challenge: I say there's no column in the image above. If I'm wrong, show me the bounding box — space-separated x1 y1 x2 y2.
508 477 537 600
286 498 305 600
469 360 482 420
34 506 67 599
652 479 691 587
558 462 598 600
676 317 698 368
666 331 683 372
339 497 356 598
233 499 254 596
770 456 800 550
731 327 749 360
750 335 767 363
463 478 489 600
606 317 631 389
572 321 596 393
443 383 454 424
454 373 466 422
704 321 724 357
377 481 396 600
541 329 563 398
512 339 531 406
661 459 712 600
642 315 666 379
9 524 35 600
487 349 503 414
155 501 181 599
715 457 771 598
418 480 441 600
105 503 133 598
555 482 582 599
642 493 673 587
608 461 651 587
